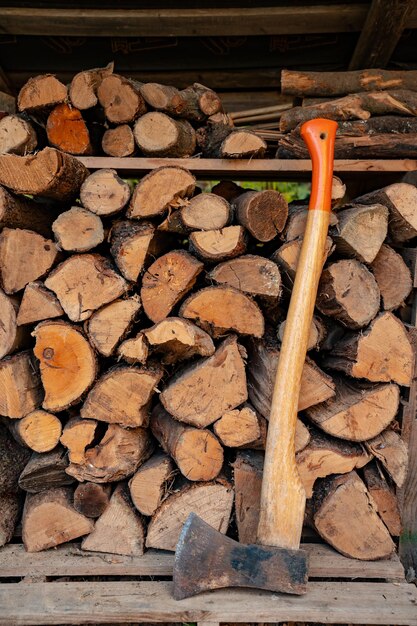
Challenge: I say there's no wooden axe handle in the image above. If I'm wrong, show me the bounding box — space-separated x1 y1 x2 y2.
257 118 338 550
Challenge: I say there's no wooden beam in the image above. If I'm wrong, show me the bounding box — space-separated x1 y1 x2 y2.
349 0 416 70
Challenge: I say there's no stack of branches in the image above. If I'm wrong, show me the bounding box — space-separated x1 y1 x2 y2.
0 146 414 562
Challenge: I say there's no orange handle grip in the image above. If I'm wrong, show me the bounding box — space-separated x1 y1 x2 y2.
300 119 338 212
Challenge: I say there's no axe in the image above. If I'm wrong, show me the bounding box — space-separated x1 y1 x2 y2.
173 118 338 600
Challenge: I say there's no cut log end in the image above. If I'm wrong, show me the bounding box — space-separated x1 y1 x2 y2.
80 169 131 217
189 225 248 262
128 166 196 219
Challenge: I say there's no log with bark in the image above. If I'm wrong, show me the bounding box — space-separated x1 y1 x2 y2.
233 190 288 242
370 244 412 311
73 482 111 519
97 74 146 124
17 74 67 113
46 104 92 156
80 169 131 217
129 452 174 516
134 112 196 158
18 447 73 493
189 225 248 263
0 115 37 155
52 207 104 252
69 63 114 110
128 166 196 219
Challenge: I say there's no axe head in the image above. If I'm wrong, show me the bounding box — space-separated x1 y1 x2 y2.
173 513 308 600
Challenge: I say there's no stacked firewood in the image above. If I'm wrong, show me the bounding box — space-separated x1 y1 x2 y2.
0 64 267 160
0 146 414 561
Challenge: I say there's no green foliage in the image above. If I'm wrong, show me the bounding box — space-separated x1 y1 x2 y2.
200 180 310 202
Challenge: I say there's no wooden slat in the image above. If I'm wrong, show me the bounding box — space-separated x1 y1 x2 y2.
0 543 405 581
0 580 416 625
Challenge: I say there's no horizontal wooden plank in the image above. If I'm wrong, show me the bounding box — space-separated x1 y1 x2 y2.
0 580 416 625
0 543 404 581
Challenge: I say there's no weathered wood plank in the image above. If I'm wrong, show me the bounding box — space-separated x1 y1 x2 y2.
0 581 416 625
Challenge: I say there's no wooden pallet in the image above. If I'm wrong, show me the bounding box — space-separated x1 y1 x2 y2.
0 542 416 625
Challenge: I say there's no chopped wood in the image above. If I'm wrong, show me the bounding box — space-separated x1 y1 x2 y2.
180 193 231 231
45 254 127 322
330 204 388 263
17 74 67 113
22 487 94 552
312 471 395 560
17 282 63 326
11 410 62 453
33 319 97 412
323 312 414 386
279 316 326 351
296 430 372 498
213 405 261 448
371 244 412 311
220 130 267 158
233 450 263 543
97 74 146 124
0 351 41 418
0 228 58 294
306 377 400 442
0 147 88 200
180 285 264 338
139 83 185 116
73 483 111 519
60 417 98 465
365 429 408 488
0 115 37 155
66 424 153 483
189 225 248 262
102 125 135 157
85 296 141 357
0 91 16 114
109 220 164 283
0 289 26 358
157 209 189 235
128 166 196 219
0 186 56 238
271 236 333 282
143 317 215 364
211 179 245 202
296 420 312 453
160 335 247 428
151 404 224 481
363 463 401 536
46 103 92 156
316 259 380 329
129 452 174 516
208 255 281 298
80 169 130 217
283 204 338 242
234 190 288 242
18 447 73 493
178 82 222 121
52 207 104 252
331 176 347 207
146 479 233 551
82 483 145 556
336 116 417 136
134 112 196 158
69 62 114 110
117 334 149 365
141 250 203 323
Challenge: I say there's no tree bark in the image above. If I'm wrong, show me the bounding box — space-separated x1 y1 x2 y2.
18 447 73 493
73 482 111 519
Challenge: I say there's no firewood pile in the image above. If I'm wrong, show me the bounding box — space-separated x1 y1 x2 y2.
0 142 414 560
0 63 268 160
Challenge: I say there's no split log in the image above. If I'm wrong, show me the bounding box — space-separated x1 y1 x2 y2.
180 286 264 338
0 91 15 114
146 479 234 551
0 351 42 418
363 463 401 536
97 74 146 123
189 226 248 262
69 62 114 110
213 405 261 448
316 259 380 329
296 431 372 498
139 83 185 116
128 166 196 219
365 430 408 488
306 377 400 442
33 321 97 412
52 207 104 252
151 404 224 482
279 316 326 351
129 452 174 516
18 74 67 113
102 125 135 157
46 104 92 155
22 487 94 552
233 450 263 543
73 483 111 519
17 282 63 326
160 335 247 428
117 334 149 365
220 130 267 158
208 255 281 299
370 244 412 311
45 254 127 322
66 424 153 483
212 180 245 202
80 169 130 217
134 112 196 158
157 209 189 235
271 236 333 282
234 190 288 242
0 228 58 294
82 483 145 556
179 82 222 122
330 204 388 263
0 186 56 238
180 193 231 231
0 147 88 200
11 410 62 453
247 334 335 418
81 365 162 428
60 417 98 465
283 204 338 242
141 250 203 323
18 447 73 493
0 115 37 155
312 471 395 560
85 296 141 357
0 289 26 358
323 312 414 386
143 317 215 364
